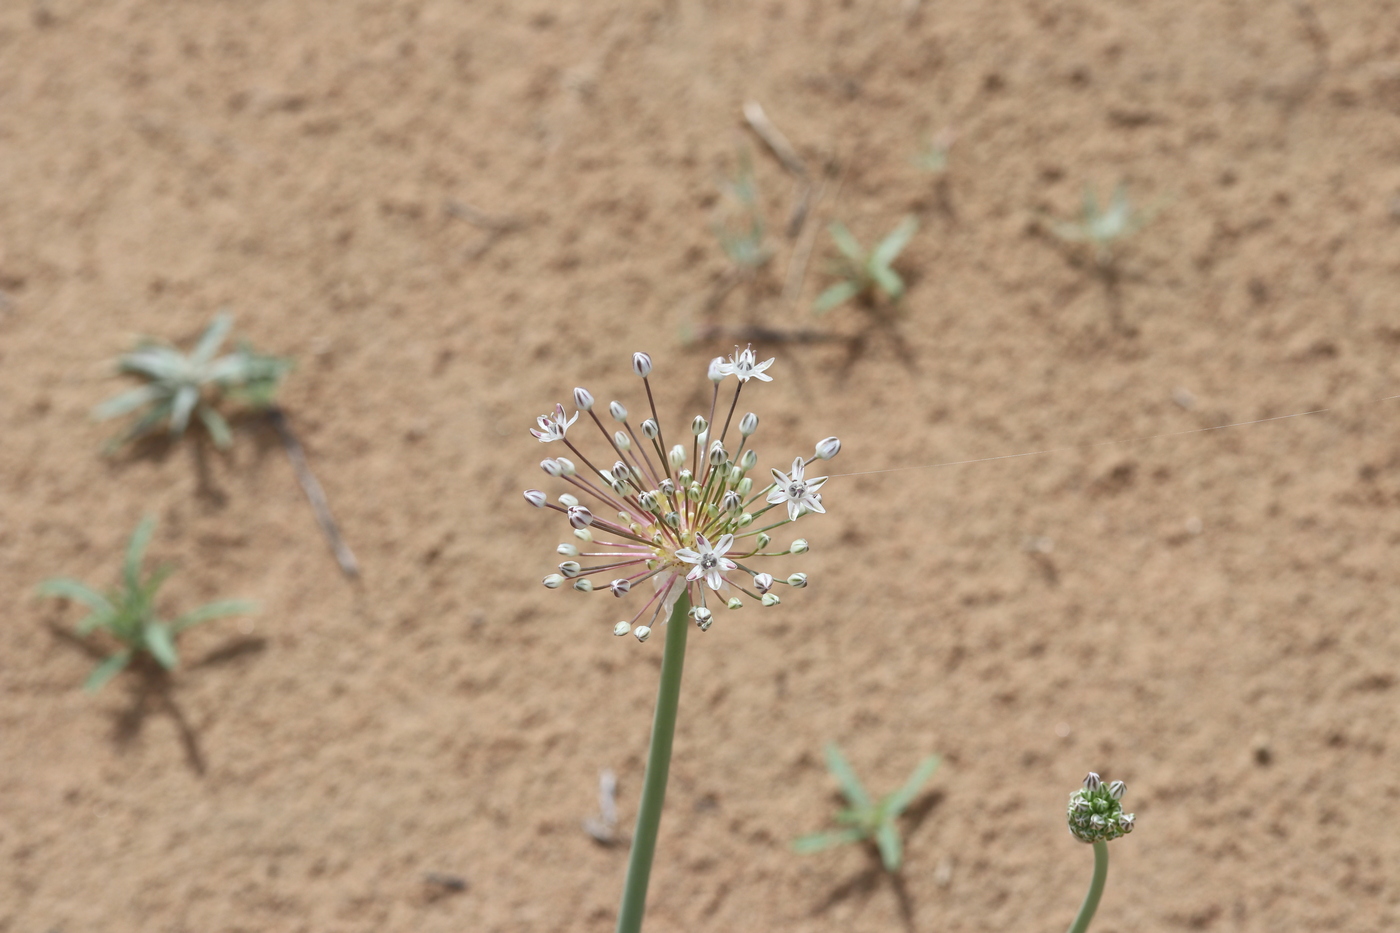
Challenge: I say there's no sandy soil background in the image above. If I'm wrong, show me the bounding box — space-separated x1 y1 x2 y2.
3 1 1400 931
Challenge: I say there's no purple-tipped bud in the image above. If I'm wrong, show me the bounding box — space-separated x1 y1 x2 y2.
1109 780 1126 800
634 625 652 642
557 457 577 477
609 401 628 422
632 352 653 378
559 561 582 577
761 593 781 607
787 572 808 588
524 489 547 508
721 490 742 512
753 573 774 594
691 415 707 436
613 621 631 636
568 506 594 529
541 459 563 477
641 418 659 440
1083 772 1102 793
542 573 565 588
739 412 758 436
815 436 841 460
707 357 726 383
609 578 631 597
708 441 726 466
573 387 595 411
614 431 631 452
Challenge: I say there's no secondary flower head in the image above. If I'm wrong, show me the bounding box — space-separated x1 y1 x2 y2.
525 350 839 641
1067 772 1135 843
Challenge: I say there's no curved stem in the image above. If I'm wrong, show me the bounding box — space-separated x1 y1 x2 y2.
1066 840 1110 933
615 591 692 933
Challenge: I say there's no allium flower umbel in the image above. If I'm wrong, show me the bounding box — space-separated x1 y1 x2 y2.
524 348 839 641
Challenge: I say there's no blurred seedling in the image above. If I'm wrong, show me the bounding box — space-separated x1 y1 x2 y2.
94 313 360 577
912 128 956 175
713 151 773 275
813 216 918 314
36 516 255 692
793 743 941 872
94 312 290 453
1049 182 1156 268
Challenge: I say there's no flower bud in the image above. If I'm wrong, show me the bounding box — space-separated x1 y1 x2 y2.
632 352 653 377
641 419 659 440
639 491 660 512
568 506 594 529
1083 772 1101 793
708 441 726 466
524 489 547 508
610 579 631 597
557 457 577 477
739 412 758 436
755 532 770 548
707 357 726 383
740 449 758 471
573 387 595 411
761 593 781 607
815 436 841 460
678 469 693 487
573 527 593 542
790 538 809 554
669 445 686 469
611 461 631 483
634 625 652 642
614 431 632 452
573 579 594 592
613 621 631 636
691 415 707 436
721 491 742 512
659 478 676 496
557 543 579 556
753 573 774 593
664 511 681 528
609 401 628 422
559 493 579 508
1109 780 1126 800
541 459 563 477
787 573 808 588
737 477 753 496
737 513 752 527
1118 813 1135 833
726 597 743 610
690 606 713 630
542 573 565 588
558 561 582 577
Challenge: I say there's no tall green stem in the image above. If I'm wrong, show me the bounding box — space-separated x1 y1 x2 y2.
1066 840 1109 933
615 591 692 933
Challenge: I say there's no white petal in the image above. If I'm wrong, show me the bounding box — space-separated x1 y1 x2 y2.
713 533 735 557
718 557 737 572
686 565 706 582
704 568 726 590
766 487 787 505
787 500 802 522
806 475 828 493
800 494 826 514
674 548 702 564
770 467 790 486
789 458 805 480
694 532 713 553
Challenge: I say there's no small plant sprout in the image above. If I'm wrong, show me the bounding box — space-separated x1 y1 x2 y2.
713 150 772 274
36 517 255 692
93 312 290 451
813 216 918 314
793 744 941 872
525 347 840 933
1049 183 1155 267
912 127 956 174
1064 772 1135 933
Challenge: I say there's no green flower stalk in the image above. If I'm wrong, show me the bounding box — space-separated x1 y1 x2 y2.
525 349 840 933
1065 772 1135 933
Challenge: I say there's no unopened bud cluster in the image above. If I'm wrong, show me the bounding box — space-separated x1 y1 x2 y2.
1067 772 1135 843
525 347 839 641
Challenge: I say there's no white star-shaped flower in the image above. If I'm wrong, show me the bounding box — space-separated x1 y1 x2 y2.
675 533 738 590
530 403 578 442
720 346 774 383
766 457 827 521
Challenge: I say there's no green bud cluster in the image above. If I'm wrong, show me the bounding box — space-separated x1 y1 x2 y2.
1066 772 1134 843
